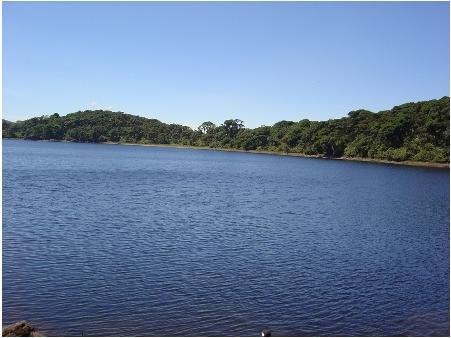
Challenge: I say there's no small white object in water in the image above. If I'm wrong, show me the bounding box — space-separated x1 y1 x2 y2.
261 329 271 337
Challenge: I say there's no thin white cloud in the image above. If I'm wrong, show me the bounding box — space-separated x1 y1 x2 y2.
86 101 114 111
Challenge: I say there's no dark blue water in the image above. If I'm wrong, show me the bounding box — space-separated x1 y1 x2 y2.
3 139 450 336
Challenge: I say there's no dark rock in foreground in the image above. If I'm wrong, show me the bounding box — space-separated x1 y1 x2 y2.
2 321 41 337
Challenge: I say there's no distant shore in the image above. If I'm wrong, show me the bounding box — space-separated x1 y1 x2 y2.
104 141 450 168
57 139 451 168
4 138 449 169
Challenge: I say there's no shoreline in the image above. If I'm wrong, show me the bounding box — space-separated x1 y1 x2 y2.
105 142 450 169
4 138 450 169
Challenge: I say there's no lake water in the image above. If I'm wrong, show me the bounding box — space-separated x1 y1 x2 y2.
2 139 450 336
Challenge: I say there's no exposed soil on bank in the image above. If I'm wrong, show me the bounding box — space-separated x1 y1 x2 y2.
101 141 450 169
4 138 449 169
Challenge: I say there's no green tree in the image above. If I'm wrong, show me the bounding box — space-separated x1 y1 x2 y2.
222 119 244 138
198 121 216 134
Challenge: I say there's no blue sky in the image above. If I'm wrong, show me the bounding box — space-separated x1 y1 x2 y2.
3 1 450 128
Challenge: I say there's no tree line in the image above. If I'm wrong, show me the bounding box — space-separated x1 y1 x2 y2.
3 96 449 163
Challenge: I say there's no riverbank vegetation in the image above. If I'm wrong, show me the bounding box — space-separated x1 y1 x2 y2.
3 97 449 163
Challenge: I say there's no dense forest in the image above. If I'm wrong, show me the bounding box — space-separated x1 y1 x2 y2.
3 97 450 163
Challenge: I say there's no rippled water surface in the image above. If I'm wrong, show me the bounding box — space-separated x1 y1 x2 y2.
3 140 450 336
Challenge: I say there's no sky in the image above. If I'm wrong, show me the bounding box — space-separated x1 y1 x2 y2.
3 1 450 129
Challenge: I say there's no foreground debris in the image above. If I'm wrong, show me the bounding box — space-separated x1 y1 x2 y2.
2 321 41 337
